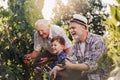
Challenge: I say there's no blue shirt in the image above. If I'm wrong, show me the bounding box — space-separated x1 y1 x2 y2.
50 51 66 69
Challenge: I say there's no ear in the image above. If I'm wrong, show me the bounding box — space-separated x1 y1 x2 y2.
62 45 65 49
81 25 86 30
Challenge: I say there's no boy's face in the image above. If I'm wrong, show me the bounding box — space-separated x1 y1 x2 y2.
51 40 64 55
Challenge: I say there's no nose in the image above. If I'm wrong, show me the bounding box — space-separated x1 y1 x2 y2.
52 44 56 49
39 31 43 35
52 45 54 48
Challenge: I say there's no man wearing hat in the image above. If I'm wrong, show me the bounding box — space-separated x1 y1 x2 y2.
50 14 107 80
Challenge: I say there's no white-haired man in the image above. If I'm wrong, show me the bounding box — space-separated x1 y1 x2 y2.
24 19 72 79
50 14 107 80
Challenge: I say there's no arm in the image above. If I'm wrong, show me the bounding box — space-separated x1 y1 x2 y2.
61 59 89 71
66 62 89 71
50 66 64 79
30 50 40 59
24 50 40 59
24 50 40 65
83 38 107 72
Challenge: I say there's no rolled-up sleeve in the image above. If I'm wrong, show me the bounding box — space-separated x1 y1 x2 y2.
84 39 107 72
67 46 78 64
34 32 41 51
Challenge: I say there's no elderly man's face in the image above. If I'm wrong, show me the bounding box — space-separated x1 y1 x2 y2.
69 22 83 41
37 25 50 39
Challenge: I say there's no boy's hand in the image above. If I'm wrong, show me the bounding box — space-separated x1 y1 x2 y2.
50 66 59 79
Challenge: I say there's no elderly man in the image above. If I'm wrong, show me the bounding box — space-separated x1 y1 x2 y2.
24 19 72 79
50 14 107 80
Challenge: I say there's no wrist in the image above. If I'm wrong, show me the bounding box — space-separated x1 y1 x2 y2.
55 66 63 71
67 63 74 69
31 52 37 59
55 66 59 70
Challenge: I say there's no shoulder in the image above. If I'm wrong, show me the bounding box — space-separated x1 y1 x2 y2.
34 31 39 37
59 51 66 57
51 25 64 32
87 33 107 50
87 33 105 43
34 31 38 35
34 31 42 39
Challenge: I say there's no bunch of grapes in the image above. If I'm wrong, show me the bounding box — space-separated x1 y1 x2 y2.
23 56 32 67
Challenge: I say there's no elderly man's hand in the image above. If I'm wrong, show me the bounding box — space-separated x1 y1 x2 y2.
39 57 49 63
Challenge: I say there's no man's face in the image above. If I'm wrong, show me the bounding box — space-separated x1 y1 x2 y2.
51 40 64 54
69 22 83 41
37 25 50 39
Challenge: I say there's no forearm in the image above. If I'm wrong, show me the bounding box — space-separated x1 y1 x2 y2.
68 63 89 71
52 66 64 72
56 66 64 71
31 50 40 59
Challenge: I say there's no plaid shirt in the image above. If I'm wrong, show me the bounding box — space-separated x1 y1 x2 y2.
67 33 107 80
34 25 72 53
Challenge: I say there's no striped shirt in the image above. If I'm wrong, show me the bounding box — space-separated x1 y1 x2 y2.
67 32 107 80
34 25 72 53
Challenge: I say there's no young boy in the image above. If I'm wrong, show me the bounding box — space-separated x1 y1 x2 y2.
49 36 67 80
50 36 66 68
34 36 66 73
50 36 66 69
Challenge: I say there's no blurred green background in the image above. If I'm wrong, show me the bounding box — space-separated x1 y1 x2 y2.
0 0 120 80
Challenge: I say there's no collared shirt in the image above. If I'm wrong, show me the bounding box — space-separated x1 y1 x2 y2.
34 25 72 53
67 32 107 80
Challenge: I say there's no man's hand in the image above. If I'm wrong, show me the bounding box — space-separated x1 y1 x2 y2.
24 51 40 66
39 57 49 63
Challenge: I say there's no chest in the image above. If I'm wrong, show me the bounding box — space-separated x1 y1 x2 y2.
74 42 91 63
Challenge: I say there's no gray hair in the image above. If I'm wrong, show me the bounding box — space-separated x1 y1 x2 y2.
35 19 50 28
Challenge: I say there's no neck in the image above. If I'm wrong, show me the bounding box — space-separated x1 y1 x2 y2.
57 50 63 55
80 31 87 42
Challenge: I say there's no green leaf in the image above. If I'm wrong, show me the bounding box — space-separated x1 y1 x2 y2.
24 0 44 27
117 0 120 4
116 6 120 21
110 5 117 18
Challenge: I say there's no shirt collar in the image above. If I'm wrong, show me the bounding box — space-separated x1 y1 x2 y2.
57 51 64 56
76 32 91 44
86 32 91 43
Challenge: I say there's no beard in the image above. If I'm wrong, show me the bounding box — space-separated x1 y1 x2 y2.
72 35 79 41
71 29 83 41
